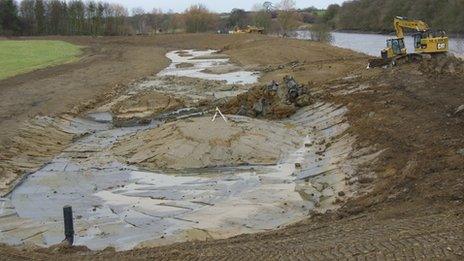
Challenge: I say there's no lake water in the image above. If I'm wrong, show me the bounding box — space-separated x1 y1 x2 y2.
295 30 464 57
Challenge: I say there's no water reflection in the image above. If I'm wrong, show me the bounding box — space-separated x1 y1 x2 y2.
295 30 464 57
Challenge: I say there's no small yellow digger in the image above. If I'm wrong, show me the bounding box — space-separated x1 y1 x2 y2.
232 25 264 34
369 17 449 67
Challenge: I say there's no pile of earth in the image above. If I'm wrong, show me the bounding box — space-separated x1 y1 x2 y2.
419 54 464 75
0 118 74 196
175 50 193 57
200 64 242 74
138 76 252 103
221 76 312 119
111 91 186 126
175 62 194 68
111 116 301 170
160 75 246 93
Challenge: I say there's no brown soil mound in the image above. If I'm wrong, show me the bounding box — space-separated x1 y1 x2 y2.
201 64 241 74
111 116 301 170
0 115 88 196
175 50 193 57
190 54 229 60
111 91 185 126
419 54 464 75
324 62 464 216
160 75 235 92
175 62 194 68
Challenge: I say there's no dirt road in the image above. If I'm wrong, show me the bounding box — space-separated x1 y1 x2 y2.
0 34 463 259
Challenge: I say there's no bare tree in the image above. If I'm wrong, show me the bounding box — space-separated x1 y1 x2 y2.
148 8 165 34
252 2 272 33
278 0 295 11
276 0 300 36
112 4 129 35
263 1 273 12
183 4 217 33
132 7 148 34
166 11 183 33
228 8 249 29
310 23 333 43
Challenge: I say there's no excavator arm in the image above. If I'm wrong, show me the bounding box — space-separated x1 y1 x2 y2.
394 17 429 38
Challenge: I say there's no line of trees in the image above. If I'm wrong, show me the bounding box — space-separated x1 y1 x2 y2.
0 0 323 36
130 5 218 35
131 1 306 35
1 0 130 35
225 0 309 35
0 0 222 35
322 0 464 34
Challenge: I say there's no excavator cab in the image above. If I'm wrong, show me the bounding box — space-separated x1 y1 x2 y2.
381 38 406 60
413 30 448 53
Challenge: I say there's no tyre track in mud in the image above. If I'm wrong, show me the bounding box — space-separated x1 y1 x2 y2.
114 210 464 260
2 209 462 260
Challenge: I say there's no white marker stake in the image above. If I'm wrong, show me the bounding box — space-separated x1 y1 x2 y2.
212 107 228 122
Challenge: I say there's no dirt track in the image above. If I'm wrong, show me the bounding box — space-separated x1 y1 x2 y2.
2 208 463 260
0 34 463 259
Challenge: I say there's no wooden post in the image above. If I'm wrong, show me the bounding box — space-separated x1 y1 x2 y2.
63 205 74 246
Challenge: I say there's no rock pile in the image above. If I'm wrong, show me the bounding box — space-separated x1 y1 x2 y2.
222 76 312 119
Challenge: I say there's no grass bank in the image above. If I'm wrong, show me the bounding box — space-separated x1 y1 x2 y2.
0 40 81 80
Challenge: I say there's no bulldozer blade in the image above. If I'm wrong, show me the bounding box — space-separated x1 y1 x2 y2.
368 58 390 68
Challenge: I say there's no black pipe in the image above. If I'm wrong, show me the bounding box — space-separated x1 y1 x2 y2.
63 205 74 246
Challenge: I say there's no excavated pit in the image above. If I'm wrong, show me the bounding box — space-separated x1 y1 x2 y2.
0 50 381 251
111 116 301 170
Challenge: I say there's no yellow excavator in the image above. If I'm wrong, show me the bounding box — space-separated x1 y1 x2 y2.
232 25 264 34
369 17 448 67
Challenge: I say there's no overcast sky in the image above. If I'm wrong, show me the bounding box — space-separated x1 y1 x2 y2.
103 0 346 13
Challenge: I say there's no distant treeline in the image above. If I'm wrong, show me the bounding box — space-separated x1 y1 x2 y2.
322 0 464 34
0 0 325 36
0 0 132 35
0 0 223 36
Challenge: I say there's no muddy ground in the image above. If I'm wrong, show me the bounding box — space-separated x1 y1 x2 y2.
0 34 463 259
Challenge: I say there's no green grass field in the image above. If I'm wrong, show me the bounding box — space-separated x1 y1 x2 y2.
0 40 82 80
